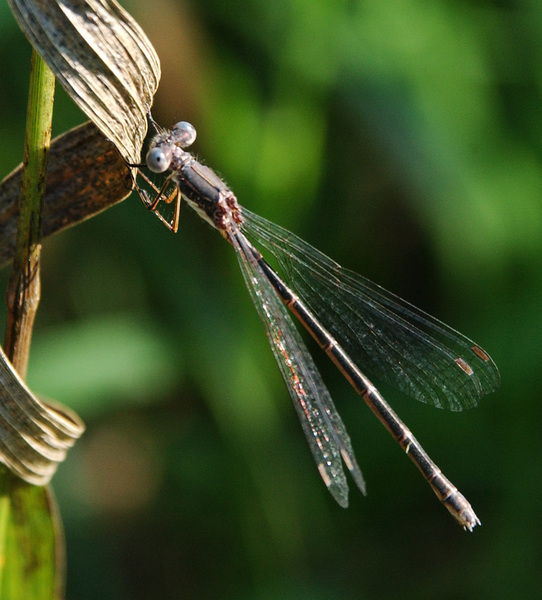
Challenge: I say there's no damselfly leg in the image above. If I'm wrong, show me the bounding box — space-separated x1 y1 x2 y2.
126 166 181 232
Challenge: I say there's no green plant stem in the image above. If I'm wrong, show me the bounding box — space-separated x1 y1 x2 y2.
0 49 64 600
4 50 55 377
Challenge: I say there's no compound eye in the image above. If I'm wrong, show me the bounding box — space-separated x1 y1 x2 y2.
171 121 197 148
146 146 172 173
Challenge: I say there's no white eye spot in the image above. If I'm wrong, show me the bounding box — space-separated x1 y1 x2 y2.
146 146 172 173
171 121 197 148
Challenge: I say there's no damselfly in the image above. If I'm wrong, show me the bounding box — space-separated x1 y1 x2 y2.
127 118 499 531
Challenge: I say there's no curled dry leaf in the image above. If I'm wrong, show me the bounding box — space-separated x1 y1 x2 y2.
8 0 161 163
0 340 85 485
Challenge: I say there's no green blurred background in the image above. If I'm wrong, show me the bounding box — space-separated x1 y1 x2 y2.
1 0 541 598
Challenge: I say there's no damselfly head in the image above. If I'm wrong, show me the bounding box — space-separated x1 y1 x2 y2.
145 121 197 173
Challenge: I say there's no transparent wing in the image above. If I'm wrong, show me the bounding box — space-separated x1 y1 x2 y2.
241 208 500 411
230 228 366 507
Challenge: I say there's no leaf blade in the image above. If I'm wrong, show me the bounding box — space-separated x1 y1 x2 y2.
7 0 161 162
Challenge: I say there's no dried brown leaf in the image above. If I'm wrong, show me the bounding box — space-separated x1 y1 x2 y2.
0 337 85 484
0 121 134 269
8 0 161 162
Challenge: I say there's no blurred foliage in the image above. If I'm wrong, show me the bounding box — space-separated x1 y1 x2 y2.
1 0 541 598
